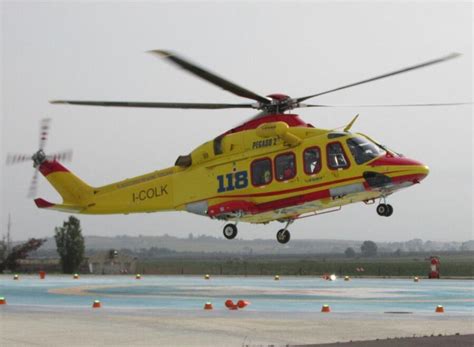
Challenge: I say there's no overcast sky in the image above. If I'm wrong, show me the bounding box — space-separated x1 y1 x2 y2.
1 1 472 243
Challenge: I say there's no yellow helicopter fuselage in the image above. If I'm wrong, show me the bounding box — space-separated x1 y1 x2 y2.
35 114 429 225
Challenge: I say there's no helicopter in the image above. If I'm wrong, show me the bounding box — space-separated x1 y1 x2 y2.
7 50 469 243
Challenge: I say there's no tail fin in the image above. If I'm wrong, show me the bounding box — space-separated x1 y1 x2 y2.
36 160 93 208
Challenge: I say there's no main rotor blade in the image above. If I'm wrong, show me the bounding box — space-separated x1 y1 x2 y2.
50 100 256 109
149 50 271 104
297 53 461 103
302 102 472 108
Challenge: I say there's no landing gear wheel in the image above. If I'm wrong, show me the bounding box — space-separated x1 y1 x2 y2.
376 203 388 216
223 223 238 240
385 204 393 217
276 229 291 244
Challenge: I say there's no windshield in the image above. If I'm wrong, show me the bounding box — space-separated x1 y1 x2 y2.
346 136 385 164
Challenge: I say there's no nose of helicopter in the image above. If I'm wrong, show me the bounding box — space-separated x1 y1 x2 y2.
410 162 430 184
369 155 429 184
417 163 430 178
395 159 430 184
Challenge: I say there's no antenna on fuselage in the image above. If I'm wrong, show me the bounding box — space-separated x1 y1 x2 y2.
344 114 359 132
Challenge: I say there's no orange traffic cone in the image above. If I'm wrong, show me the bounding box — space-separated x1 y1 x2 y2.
0 297 6 305
435 305 444 313
92 300 101 308
321 304 331 313
225 299 238 310
204 302 213 310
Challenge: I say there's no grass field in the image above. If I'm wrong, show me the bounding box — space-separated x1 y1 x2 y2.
136 253 474 277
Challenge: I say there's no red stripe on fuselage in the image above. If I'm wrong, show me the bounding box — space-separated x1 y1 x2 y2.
207 171 426 217
38 160 69 176
200 170 409 207
208 188 332 217
250 188 331 214
216 175 364 200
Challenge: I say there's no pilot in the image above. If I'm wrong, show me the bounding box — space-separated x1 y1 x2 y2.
263 170 271 183
305 150 319 174
283 163 294 179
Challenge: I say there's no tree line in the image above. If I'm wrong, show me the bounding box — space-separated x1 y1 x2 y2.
344 240 378 258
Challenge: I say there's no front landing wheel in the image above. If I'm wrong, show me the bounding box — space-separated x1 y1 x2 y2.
376 203 394 217
223 223 238 240
276 229 291 244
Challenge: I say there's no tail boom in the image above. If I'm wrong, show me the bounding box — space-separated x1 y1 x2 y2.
36 160 176 215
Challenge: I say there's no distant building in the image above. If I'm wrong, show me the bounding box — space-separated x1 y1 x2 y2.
88 250 137 274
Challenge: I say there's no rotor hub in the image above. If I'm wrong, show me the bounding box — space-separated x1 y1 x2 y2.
266 93 291 101
262 94 296 113
32 150 47 168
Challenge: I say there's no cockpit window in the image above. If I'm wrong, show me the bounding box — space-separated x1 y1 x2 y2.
346 137 385 164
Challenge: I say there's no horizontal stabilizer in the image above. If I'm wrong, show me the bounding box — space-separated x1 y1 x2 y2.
34 198 85 213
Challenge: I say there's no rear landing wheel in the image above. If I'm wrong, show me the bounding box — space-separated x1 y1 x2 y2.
385 204 393 217
223 223 238 240
376 203 388 216
276 229 291 244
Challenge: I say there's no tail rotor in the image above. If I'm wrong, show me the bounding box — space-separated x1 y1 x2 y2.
47 150 73 162
6 118 73 198
6 154 32 165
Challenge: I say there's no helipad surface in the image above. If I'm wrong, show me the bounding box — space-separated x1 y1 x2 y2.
1 275 472 313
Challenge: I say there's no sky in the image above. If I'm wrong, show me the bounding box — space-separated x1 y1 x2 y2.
1 1 472 242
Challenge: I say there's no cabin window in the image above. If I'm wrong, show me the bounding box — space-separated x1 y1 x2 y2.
327 142 350 169
275 152 296 181
346 137 385 164
251 158 273 186
303 147 322 175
